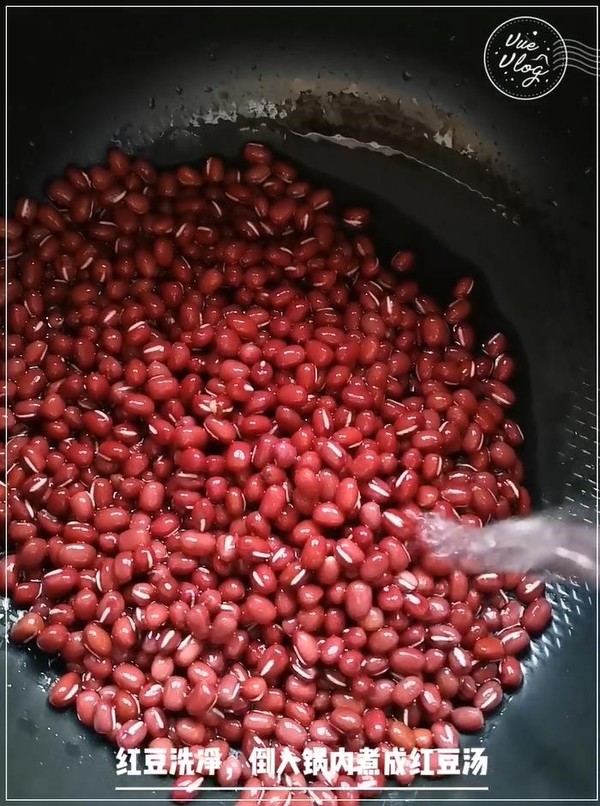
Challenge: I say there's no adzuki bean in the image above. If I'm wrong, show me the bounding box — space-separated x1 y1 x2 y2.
3 143 548 805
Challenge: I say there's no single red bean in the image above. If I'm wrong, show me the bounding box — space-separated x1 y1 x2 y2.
390 647 426 675
499 656 523 689
83 623 112 657
171 775 204 804
451 706 484 733
11 612 45 644
345 580 372 621
49 672 81 708
113 663 146 693
42 567 80 598
392 676 423 707
473 679 503 712
330 707 363 733
391 250 415 273
420 682 442 715
436 668 460 699
431 720 460 749
515 575 545 604
522 598 552 634
473 636 505 661
388 719 416 749
115 719 147 749
497 626 530 656
76 690 100 726
275 716 307 748
428 624 461 649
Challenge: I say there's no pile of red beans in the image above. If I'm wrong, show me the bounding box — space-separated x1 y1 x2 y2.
2 142 552 805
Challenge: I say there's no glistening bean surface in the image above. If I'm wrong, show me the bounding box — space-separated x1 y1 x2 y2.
3 127 596 804
4 136 537 802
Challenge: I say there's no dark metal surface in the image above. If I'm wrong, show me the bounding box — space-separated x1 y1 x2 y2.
3 7 597 805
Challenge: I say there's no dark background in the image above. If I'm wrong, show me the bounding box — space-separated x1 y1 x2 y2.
3 6 598 806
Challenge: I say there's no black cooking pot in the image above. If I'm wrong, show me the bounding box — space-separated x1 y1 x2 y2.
3 6 597 804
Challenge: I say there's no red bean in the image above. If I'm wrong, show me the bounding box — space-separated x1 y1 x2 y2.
205 415 237 444
275 716 307 748
421 315 450 348
42 568 80 598
515 575 545 603
11 612 45 644
436 667 460 699
113 663 146 693
451 706 484 733
522 598 552 635
489 440 516 469
112 616 137 649
76 690 100 726
301 535 327 570
5 143 541 795
83 623 112 657
180 531 216 558
390 647 426 675
473 679 503 712
497 625 530 656
115 719 147 749
330 707 362 733
260 485 287 520
243 142 273 164
293 630 319 667
388 718 416 750
392 676 423 707
499 656 523 689
345 581 372 621
391 250 415 273
171 775 204 804
244 594 277 625
243 710 276 736
314 502 345 528
49 672 81 708
431 720 460 749
420 682 442 715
